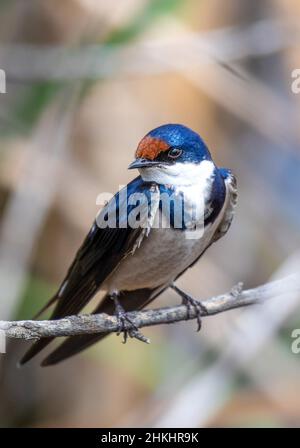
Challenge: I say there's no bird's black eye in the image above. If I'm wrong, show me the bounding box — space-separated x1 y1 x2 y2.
168 148 183 159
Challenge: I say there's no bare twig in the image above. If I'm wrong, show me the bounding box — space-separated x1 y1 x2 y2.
0 275 298 341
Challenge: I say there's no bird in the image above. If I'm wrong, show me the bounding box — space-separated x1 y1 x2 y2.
20 123 237 366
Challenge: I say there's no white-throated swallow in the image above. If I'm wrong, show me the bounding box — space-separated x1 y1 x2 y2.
20 123 237 366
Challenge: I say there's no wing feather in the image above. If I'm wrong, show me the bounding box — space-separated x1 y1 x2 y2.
20 177 160 365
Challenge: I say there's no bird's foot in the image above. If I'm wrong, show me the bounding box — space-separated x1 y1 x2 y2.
112 295 150 344
171 283 208 332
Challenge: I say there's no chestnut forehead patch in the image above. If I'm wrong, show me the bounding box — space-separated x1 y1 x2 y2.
135 136 170 160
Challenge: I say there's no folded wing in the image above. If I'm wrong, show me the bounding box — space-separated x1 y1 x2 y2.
20 177 160 365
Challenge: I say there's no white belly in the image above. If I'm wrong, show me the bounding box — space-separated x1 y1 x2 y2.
103 211 221 293
102 164 232 293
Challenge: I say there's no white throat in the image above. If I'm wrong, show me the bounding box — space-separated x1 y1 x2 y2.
139 160 215 187
140 160 216 232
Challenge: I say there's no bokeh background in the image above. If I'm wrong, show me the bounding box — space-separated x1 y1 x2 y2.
0 0 300 428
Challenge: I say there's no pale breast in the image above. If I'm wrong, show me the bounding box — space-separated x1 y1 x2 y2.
103 208 222 293
102 168 232 294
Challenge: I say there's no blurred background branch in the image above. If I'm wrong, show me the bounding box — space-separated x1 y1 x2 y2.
1 19 299 82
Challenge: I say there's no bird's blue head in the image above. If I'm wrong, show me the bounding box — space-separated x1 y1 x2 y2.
129 124 214 186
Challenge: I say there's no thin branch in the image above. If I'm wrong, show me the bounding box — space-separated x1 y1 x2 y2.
0 275 299 342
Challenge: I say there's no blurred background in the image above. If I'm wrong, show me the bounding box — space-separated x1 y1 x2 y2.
0 0 300 428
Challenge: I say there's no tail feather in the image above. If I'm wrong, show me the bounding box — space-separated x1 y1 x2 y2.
19 337 55 366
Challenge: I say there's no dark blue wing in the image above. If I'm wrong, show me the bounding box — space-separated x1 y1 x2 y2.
49 176 158 317
20 176 158 364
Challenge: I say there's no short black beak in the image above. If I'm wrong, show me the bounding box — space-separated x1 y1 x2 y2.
128 158 162 170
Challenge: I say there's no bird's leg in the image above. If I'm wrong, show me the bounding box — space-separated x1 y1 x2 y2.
111 293 137 343
171 283 208 332
111 293 150 344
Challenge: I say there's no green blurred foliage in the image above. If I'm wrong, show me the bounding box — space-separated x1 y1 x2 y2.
0 0 13 8
16 275 56 320
107 0 183 44
13 82 63 133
